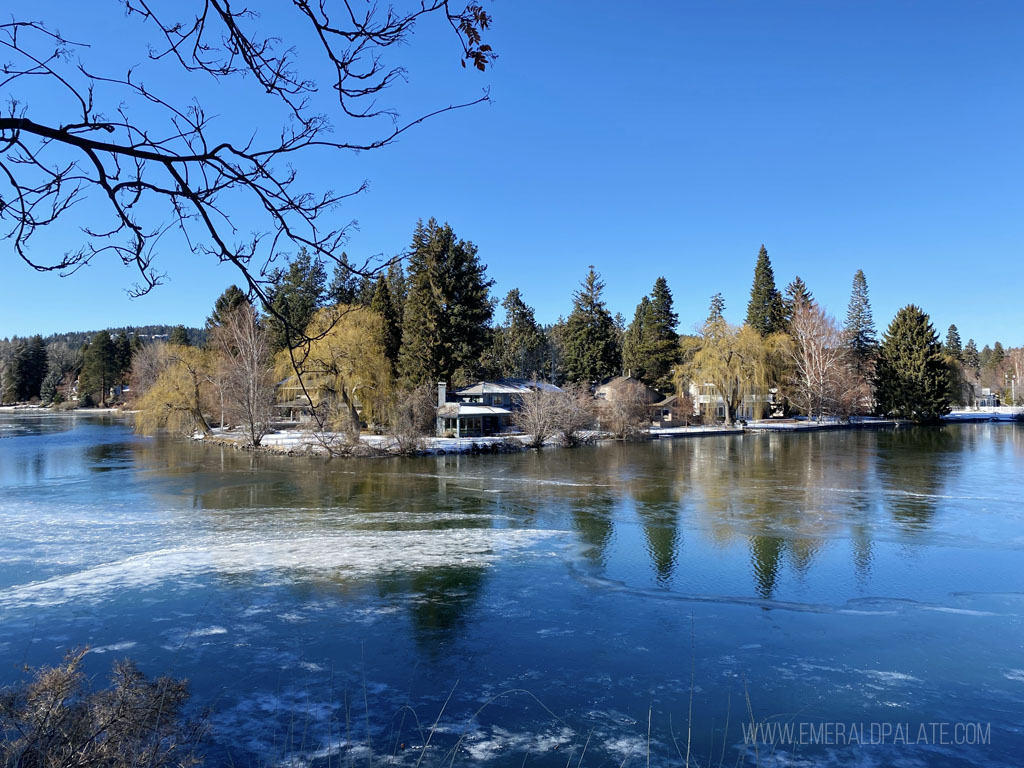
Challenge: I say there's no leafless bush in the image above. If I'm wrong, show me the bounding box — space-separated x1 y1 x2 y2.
0 648 205 768
600 379 651 439
512 384 561 448
387 384 437 455
555 383 596 447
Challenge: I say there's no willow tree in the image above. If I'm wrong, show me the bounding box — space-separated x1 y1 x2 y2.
279 306 392 440
133 346 216 437
687 313 790 427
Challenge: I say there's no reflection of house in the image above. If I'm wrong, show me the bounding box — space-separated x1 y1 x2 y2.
436 379 562 437
688 381 774 421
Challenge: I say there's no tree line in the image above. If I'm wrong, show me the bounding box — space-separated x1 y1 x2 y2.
3 224 1020 434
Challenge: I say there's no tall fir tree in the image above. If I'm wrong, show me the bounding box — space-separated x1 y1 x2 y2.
707 293 725 323
327 252 360 305
265 248 328 351
398 219 494 386
562 266 621 383
646 276 680 390
79 331 119 407
622 296 652 380
745 245 785 335
963 339 981 373
844 269 877 375
370 277 402 377
206 285 250 329
489 289 548 379
783 276 813 327
113 333 133 386
874 305 951 423
944 325 963 360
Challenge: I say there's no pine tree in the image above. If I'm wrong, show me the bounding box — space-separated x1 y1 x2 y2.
708 293 725 323
979 345 993 369
206 285 250 329
113 333 133 386
944 325 963 360
168 326 191 346
646 277 680 390
562 266 621 383
990 341 1006 368
622 296 651 380
783 276 813 327
874 305 951 423
4 337 47 401
489 289 548 379
327 253 360 305
370 277 402 377
745 245 785 336
963 339 981 373
398 219 494 386
265 248 328 351
844 269 877 375
79 331 119 407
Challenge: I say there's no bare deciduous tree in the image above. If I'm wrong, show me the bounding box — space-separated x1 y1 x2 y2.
599 379 652 439
555 383 596 447
787 298 865 420
1 2 493 324
512 382 561 448
0 648 205 768
387 383 437 455
210 305 275 446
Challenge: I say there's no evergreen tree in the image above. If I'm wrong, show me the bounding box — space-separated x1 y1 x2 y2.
622 296 652 380
489 289 548 379
265 248 328 351
206 285 250 329
327 253 360 305
990 341 1006 368
979 345 993 370
398 219 494 386
708 293 725 323
963 339 981 373
113 333 133 386
168 325 191 346
646 276 680 390
745 245 785 336
874 305 951 423
562 266 621 383
944 325 963 360
844 269 877 375
783 276 813 327
79 331 119 407
370 277 402 377
386 262 407 311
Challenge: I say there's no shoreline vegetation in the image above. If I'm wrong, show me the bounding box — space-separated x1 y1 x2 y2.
4 245 1023 446
3 403 1020 458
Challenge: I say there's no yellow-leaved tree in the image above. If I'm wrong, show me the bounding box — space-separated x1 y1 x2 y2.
686 311 790 427
276 306 393 440
133 346 217 437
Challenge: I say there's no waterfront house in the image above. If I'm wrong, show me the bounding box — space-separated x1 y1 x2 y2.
436 379 563 437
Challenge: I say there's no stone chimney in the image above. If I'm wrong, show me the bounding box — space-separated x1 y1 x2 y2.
437 381 447 408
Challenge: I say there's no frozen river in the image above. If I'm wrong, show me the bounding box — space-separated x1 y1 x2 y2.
1 412 1023 767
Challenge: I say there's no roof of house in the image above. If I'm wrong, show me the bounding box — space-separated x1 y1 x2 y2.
593 376 663 402
438 403 513 417
454 378 562 396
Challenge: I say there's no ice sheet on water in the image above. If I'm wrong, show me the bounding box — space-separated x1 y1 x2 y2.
0 528 566 610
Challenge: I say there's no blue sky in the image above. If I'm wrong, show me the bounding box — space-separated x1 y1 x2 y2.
2 1 1022 347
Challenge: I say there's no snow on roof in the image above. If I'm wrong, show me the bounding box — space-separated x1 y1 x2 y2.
438 403 512 416
454 378 562 396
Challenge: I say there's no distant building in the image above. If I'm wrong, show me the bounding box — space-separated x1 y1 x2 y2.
977 388 1000 408
436 379 562 437
688 381 774 422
